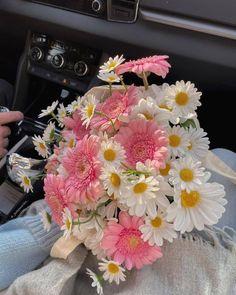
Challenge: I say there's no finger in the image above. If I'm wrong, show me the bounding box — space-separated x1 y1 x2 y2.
0 111 24 125
0 126 11 138
2 138 9 148
0 148 7 158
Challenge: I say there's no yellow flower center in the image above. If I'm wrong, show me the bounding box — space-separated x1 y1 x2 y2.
68 138 75 148
39 142 46 150
175 92 189 106
65 218 71 230
110 173 121 187
169 135 181 147
151 217 162 228
181 190 200 208
104 149 116 161
188 142 193 150
128 236 140 249
23 176 30 186
180 168 194 182
143 112 154 120
60 111 66 118
108 61 117 70
108 76 117 82
159 163 171 176
86 104 94 118
108 263 120 274
133 182 147 194
159 104 172 111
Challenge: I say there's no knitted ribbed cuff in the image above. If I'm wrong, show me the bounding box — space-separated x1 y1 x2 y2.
22 215 62 253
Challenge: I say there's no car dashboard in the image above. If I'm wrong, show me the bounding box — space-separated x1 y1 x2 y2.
0 0 235 151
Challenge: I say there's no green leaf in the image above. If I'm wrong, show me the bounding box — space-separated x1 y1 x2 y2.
180 119 196 129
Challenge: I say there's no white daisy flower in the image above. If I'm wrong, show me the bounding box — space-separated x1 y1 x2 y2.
73 215 106 242
151 83 171 111
154 175 174 210
32 135 50 158
100 166 124 199
99 55 125 72
187 126 210 160
80 94 98 128
61 208 73 240
167 125 189 158
98 259 126 285
131 97 158 121
84 228 106 259
121 175 171 218
63 131 76 148
57 163 69 178
137 83 165 100
17 171 33 193
38 100 58 118
57 103 67 127
158 158 174 181
169 156 211 192
73 215 106 259
166 182 227 233
66 96 81 113
39 210 52 232
147 83 179 126
42 121 55 142
97 71 121 83
165 81 202 119
140 209 178 246
86 268 104 295
136 159 157 176
99 139 125 167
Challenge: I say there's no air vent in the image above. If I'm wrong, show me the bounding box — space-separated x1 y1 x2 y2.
107 0 139 23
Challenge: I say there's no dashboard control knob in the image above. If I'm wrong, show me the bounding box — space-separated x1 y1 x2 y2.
74 61 88 77
91 0 104 13
52 54 65 69
30 46 43 62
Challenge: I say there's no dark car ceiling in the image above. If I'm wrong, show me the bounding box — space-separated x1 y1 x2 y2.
0 0 235 151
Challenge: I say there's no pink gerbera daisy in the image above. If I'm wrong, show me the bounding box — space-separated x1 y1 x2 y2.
116 55 171 78
115 119 168 168
101 211 162 270
91 86 138 132
63 110 89 140
44 174 75 225
63 135 103 205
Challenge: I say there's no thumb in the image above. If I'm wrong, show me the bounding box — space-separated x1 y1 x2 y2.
0 111 24 125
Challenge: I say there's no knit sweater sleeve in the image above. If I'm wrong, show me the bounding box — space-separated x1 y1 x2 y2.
0 215 61 291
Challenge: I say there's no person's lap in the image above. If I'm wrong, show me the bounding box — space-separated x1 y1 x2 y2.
210 148 236 230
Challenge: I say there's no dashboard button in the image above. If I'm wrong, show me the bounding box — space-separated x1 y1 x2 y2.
30 47 43 62
91 0 104 13
52 54 65 69
74 61 88 77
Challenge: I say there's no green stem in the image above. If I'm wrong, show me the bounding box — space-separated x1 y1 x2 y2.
73 214 94 226
121 162 151 177
50 112 60 124
94 215 103 229
123 169 151 177
120 76 127 91
30 173 46 181
95 111 116 133
142 71 149 90
121 162 132 170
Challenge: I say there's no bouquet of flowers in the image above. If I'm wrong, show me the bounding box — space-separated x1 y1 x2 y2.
21 55 227 294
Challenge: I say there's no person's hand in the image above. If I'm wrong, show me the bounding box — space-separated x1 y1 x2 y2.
0 111 24 158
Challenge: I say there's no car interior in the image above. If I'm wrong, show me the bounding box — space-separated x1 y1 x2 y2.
0 0 235 222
